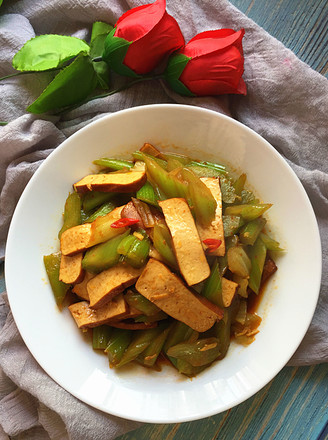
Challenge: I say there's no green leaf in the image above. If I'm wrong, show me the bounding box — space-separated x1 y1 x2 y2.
27 53 97 114
13 35 90 72
91 21 113 42
102 27 139 78
165 53 195 97
90 22 113 89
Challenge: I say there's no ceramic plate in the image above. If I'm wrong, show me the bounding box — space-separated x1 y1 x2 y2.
5 104 322 423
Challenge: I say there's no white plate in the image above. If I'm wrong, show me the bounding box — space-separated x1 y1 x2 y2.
5 104 321 423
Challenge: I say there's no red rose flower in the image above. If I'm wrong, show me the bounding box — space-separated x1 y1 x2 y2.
103 0 184 77
165 29 246 96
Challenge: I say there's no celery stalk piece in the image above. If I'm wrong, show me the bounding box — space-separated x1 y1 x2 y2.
125 290 161 316
248 237 267 294
93 158 134 170
138 322 171 367
43 253 70 307
233 173 247 196
260 232 284 251
201 259 223 307
224 204 272 222
92 325 112 349
134 311 168 323
222 215 245 237
58 192 82 238
239 217 266 246
189 160 227 174
84 201 117 223
176 359 208 376
136 181 158 207
82 230 130 273
118 231 150 268
163 321 196 368
214 308 232 360
82 191 116 212
167 337 221 367
227 245 252 278
181 167 217 227
153 224 178 269
132 151 168 170
185 164 223 178
162 152 191 165
234 299 248 325
106 328 132 367
166 158 184 172
232 274 249 298
116 327 163 368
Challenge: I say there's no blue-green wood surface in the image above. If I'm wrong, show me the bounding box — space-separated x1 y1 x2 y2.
1 1 327 439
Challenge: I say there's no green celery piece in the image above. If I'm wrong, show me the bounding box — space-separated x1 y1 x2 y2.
106 328 132 367
233 173 247 196
162 152 191 165
43 253 69 307
248 237 267 294
181 167 217 227
92 325 112 350
227 245 252 278
82 230 129 273
167 337 221 367
13 35 90 71
27 53 97 114
125 234 150 269
132 151 168 170
176 359 207 376
189 160 227 174
163 321 195 368
116 327 163 368
214 308 232 359
220 176 238 203
117 234 138 255
125 290 161 316
83 201 117 223
93 158 133 170
260 232 284 251
234 299 247 325
82 191 116 212
222 215 244 237
143 154 188 199
224 203 272 222
153 224 178 269
138 322 171 367
58 192 82 238
134 311 168 323
166 158 183 172
239 217 266 246
136 181 159 207
201 259 223 307
241 189 258 204
186 164 223 178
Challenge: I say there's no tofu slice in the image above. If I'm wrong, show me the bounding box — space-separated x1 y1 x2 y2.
158 198 210 286
197 177 225 256
73 171 146 194
87 263 143 309
72 271 95 300
222 278 238 307
136 259 223 332
59 252 84 284
68 294 127 328
60 206 124 256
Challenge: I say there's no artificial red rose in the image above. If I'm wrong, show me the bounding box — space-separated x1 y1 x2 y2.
102 0 184 77
165 29 246 96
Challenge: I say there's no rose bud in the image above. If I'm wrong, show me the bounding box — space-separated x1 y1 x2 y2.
165 29 246 96
102 0 184 77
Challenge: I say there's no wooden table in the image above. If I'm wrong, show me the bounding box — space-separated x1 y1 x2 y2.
1 1 327 439
117 1 328 439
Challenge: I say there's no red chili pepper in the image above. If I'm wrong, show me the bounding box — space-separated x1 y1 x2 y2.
110 218 139 228
203 238 222 252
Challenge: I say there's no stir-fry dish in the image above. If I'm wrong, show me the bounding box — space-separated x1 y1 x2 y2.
44 143 283 376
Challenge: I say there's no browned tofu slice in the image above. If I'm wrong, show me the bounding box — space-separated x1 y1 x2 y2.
87 264 143 309
136 259 223 332
68 294 127 328
73 171 146 194
60 206 124 256
222 278 238 307
197 177 225 256
59 252 84 284
158 198 210 286
72 271 95 300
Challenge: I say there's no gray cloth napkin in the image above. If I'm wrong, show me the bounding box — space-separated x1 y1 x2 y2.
0 0 327 438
